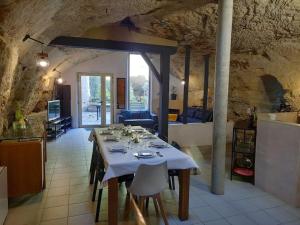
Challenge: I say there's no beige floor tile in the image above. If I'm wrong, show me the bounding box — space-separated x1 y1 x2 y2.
48 187 69 197
44 195 69 208
70 171 89 178
54 168 72 174
69 184 92 194
50 179 70 188
4 203 42 225
39 218 68 225
52 173 71 181
70 176 89 186
69 202 95 217
41 205 68 221
69 192 91 204
68 213 95 225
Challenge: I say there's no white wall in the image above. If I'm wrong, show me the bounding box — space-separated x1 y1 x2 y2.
61 52 128 128
256 119 300 206
168 122 234 147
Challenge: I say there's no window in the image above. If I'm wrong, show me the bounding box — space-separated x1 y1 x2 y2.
128 54 150 111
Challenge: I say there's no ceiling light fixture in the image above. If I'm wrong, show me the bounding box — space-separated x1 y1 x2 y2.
57 76 63 84
36 51 50 68
23 34 50 68
53 68 63 84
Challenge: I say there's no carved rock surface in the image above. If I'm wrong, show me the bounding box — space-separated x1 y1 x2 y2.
1 0 300 133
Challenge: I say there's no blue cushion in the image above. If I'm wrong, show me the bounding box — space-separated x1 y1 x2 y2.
121 110 131 119
139 111 150 119
194 109 204 119
187 117 202 123
130 111 142 119
187 108 198 117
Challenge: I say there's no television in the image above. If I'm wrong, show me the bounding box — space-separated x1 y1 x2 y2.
47 100 60 121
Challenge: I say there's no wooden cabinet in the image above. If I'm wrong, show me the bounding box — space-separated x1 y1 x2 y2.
0 140 45 197
56 84 71 117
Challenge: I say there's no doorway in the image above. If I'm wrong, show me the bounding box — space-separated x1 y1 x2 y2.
78 73 113 127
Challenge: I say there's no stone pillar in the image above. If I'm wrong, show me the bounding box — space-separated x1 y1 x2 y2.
211 0 234 195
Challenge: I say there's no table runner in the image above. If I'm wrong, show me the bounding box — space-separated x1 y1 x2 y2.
89 127 198 182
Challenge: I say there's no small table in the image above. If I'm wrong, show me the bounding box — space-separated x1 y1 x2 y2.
90 126 198 225
89 104 101 120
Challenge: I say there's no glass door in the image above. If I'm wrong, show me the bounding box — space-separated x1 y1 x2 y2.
78 74 113 127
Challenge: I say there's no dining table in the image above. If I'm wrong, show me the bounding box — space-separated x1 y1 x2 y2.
89 126 198 225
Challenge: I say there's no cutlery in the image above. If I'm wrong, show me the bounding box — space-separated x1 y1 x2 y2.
156 151 163 157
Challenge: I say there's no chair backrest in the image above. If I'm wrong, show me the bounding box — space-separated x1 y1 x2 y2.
95 143 105 170
128 161 168 196
171 141 182 151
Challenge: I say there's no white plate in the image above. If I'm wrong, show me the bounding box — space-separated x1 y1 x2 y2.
109 144 126 153
133 150 156 158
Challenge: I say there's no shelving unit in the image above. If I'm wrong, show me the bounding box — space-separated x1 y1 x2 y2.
46 116 72 139
230 121 256 184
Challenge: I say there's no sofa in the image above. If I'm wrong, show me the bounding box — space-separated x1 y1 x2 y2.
177 107 213 123
118 110 158 129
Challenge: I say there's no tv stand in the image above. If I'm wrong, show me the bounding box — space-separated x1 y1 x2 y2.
46 116 72 139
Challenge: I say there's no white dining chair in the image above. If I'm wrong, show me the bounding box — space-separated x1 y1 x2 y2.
127 161 169 225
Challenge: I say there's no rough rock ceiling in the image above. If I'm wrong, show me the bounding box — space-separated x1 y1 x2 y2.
1 0 300 132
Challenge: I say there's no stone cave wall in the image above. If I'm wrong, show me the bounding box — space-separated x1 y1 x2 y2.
228 41 300 119
1 0 300 134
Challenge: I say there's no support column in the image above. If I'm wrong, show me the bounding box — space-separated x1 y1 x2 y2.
203 55 209 111
158 52 170 139
182 46 191 124
211 0 233 195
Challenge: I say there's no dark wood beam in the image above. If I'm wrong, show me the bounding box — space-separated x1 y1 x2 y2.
49 36 177 55
203 54 210 111
140 52 161 83
158 52 170 139
182 46 191 124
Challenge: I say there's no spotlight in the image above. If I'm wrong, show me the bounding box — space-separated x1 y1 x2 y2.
181 79 185 85
57 76 63 84
36 52 50 68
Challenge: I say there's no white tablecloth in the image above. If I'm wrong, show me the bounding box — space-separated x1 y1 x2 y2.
89 127 198 182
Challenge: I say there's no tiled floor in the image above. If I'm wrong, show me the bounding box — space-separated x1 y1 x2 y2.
4 128 300 225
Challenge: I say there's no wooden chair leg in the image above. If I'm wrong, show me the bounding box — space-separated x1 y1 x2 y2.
123 192 131 220
156 194 169 225
130 194 147 225
139 196 145 214
95 188 103 222
152 196 160 216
